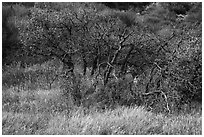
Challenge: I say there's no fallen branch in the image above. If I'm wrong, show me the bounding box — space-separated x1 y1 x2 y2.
142 90 170 113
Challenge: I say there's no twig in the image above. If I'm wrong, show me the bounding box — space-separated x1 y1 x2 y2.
142 90 161 95
160 90 170 113
153 62 162 70
142 90 171 113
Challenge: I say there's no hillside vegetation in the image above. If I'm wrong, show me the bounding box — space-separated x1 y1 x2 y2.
2 2 202 135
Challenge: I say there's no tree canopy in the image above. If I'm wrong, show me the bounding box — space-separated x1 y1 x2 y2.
3 2 202 108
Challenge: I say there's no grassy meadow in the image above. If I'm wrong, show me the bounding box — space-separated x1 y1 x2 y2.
2 2 202 135
2 64 202 135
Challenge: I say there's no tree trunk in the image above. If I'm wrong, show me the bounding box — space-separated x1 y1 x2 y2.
83 55 87 76
91 56 98 76
120 44 134 74
104 45 122 85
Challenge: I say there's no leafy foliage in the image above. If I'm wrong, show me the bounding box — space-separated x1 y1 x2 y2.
3 2 202 113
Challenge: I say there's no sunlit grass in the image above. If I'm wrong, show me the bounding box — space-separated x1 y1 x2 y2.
2 68 202 135
2 104 202 135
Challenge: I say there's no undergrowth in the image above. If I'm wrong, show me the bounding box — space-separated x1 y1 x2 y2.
2 85 202 135
2 62 202 135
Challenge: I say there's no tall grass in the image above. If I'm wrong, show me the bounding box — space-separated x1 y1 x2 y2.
3 105 202 135
2 61 202 135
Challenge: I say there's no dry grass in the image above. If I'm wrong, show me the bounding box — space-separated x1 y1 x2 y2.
43 106 201 135
2 69 202 135
2 102 202 135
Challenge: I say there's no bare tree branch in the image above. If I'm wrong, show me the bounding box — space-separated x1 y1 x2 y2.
142 90 170 113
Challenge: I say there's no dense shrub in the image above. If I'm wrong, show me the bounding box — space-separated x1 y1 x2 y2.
3 2 202 114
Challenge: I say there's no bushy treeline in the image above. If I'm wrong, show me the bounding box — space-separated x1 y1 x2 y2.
2 2 202 113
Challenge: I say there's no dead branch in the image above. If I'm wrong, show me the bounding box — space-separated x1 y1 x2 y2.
142 90 171 113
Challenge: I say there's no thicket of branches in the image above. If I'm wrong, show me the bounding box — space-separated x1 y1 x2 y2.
3 2 202 113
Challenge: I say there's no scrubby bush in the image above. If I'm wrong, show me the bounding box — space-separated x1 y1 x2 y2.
3 2 202 120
